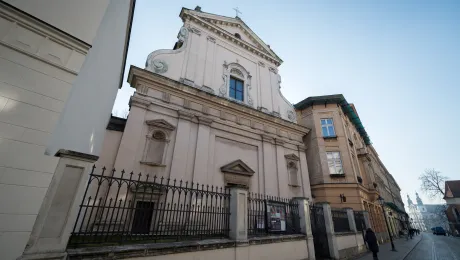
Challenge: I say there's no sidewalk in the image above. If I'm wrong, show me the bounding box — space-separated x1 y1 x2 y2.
353 234 422 260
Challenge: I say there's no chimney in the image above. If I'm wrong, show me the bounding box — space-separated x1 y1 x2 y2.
194 6 202 12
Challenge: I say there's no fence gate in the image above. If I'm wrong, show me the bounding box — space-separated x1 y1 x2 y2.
310 205 330 259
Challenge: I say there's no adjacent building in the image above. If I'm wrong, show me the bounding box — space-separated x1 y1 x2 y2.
294 94 408 241
444 180 460 235
0 1 134 259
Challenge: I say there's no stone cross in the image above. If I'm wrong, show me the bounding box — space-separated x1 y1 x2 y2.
233 7 242 18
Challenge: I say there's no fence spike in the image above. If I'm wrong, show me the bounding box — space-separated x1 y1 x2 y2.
101 166 106 175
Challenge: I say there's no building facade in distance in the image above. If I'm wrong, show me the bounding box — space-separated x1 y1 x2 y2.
406 194 427 231
294 94 408 241
444 180 460 235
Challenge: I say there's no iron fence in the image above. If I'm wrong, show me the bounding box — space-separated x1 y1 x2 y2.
331 209 351 233
354 211 366 231
68 166 230 247
247 193 301 237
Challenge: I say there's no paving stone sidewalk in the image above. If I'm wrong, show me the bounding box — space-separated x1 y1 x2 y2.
352 234 423 260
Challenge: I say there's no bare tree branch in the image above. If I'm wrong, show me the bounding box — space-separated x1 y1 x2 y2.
418 169 448 199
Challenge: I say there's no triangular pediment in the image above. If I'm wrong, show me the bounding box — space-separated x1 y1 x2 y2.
284 154 300 161
220 159 255 176
180 8 282 65
145 119 175 131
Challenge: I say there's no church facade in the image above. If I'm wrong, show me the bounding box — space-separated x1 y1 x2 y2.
97 6 312 199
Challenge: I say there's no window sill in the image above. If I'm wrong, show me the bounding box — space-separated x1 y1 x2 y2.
323 136 337 140
140 161 166 167
288 184 301 188
330 174 346 178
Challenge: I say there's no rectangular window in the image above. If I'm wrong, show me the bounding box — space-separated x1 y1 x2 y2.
327 152 343 175
230 77 244 101
321 118 336 137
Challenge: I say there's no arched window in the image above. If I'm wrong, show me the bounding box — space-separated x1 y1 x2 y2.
285 154 300 187
145 130 166 164
141 119 175 166
234 33 241 39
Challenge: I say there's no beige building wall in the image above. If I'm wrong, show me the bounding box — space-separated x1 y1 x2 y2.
295 95 407 238
0 2 109 259
122 240 309 260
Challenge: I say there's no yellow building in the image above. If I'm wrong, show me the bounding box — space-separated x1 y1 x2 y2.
295 94 408 240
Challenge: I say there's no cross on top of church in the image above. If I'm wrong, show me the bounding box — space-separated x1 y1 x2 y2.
233 7 242 18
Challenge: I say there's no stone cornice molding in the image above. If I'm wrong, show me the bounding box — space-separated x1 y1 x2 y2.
261 134 275 144
275 138 285 146
177 110 195 121
181 11 281 66
128 66 310 138
129 96 150 109
197 116 213 126
0 2 91 75
145 119 176 131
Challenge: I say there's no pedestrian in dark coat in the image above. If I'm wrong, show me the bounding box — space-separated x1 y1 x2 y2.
365 228 379 260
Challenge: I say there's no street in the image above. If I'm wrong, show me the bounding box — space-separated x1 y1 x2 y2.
405 233 460 260
355 233 460 260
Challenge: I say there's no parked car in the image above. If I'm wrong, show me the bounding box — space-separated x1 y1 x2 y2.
432 227 446 236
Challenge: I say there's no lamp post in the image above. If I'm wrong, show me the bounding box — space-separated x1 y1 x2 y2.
377 195 397 252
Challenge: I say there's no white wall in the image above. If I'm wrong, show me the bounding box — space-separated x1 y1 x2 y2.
4 0 109 45
0 3 104 259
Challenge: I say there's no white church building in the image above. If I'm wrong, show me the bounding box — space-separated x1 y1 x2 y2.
97 6 312 199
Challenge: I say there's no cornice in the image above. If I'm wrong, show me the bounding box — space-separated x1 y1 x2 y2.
182 13 281 67
128 66 310 137
0 2 91 75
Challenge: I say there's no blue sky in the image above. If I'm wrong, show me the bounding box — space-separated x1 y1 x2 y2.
113 0 460 205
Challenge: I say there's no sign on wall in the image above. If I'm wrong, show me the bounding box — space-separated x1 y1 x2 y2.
267 202 287 232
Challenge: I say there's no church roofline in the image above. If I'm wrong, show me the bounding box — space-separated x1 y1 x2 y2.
179 7 283 66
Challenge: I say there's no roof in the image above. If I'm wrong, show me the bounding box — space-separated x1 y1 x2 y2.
107 116 127 132
445 180 460 198
179 7 282 65
294 94 372 145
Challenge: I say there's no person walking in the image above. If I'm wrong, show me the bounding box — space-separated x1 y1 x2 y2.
365 228 379 260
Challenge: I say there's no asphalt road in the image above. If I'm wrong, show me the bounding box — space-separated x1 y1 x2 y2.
405 233 460 260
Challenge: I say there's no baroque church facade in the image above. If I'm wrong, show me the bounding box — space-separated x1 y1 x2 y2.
97 6 312 199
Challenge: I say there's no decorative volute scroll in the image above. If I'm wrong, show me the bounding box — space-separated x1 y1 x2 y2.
145 26 189 73
220 159 255 188
219 61 254 107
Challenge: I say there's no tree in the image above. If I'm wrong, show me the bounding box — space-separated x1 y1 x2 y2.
419 169 448 199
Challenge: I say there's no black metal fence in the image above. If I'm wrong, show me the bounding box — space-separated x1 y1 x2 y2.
68 166 230 247
354 211 365 231
331 209 351 233
247 193 301 237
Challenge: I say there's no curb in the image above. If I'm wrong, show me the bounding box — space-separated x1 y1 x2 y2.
401 234 423 260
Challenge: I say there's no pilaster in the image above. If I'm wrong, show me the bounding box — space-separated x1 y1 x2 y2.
192 116 213 184
170 110 194 180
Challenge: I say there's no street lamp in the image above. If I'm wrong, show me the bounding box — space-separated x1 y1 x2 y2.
377 195 397 252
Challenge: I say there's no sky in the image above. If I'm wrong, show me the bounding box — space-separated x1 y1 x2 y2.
112 0 460 206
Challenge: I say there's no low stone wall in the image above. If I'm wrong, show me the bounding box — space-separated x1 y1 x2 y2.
67 235 309 260
336 232 367 259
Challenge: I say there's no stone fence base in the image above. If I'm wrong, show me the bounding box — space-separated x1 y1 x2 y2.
67 235 310 260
